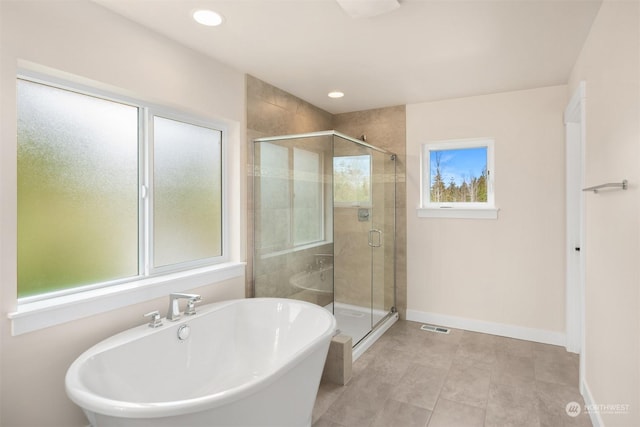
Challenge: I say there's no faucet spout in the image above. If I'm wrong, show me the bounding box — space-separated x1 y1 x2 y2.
167 293 202 321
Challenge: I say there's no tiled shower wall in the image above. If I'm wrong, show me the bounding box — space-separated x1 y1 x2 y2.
246 75 332 299
246 75 407 319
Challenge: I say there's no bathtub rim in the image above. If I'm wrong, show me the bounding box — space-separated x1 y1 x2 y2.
65 297 337 419
289 265 334 294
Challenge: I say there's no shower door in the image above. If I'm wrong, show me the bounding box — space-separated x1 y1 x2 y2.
370 150 396 331
333 135 395 345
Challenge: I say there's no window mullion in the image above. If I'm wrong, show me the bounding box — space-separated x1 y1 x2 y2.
289 147 295 248
141 107 152 277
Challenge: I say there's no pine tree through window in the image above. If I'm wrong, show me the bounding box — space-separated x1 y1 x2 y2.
420 138 497 218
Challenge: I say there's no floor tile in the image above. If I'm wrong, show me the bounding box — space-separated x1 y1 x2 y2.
494 335 536 358
313 321 592 427
534 353 579 386
485 382 540 427
352 347 376 377
312 417 345 427
533 342 570 361
455 340 498 369
536 379 591 426
312 381 346 423
439 360 492 408
378 328 429 353
323 373 393 426
387 320 433 339
362 347 413 385
428 398 485 427
411 335 459 370
460 330 498 347
370 398 431 427
392 363 448 410
492 351 536 387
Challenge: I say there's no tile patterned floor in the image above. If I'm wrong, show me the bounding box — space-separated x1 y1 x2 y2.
313 320 592 427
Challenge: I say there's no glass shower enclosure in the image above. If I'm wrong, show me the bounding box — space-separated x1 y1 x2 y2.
253 130 396 346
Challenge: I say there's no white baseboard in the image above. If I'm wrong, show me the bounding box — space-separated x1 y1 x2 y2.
406 309 566 346
582 380 604 427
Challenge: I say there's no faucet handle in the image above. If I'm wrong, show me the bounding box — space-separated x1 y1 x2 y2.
144 310 163 328
185 296 203 316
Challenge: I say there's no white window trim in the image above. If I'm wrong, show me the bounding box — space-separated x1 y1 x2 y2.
418 138 499 220
8 66 244 335
417 206 499 219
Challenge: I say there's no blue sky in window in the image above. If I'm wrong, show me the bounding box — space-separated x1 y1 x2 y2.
430 147 487 186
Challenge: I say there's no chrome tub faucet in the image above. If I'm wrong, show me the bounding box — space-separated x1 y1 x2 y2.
167 293 202 321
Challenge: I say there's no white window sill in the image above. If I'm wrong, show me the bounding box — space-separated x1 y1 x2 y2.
417 207 499 219
8 261 246 336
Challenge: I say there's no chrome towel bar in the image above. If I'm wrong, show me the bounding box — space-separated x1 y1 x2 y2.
582 180 628 193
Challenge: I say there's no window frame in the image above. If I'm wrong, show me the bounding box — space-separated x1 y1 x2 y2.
419 138 499 219
148 108 229 275
292 146 325 247
256 142 327 256
9 69 242 334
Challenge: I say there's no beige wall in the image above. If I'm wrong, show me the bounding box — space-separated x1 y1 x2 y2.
568 1 640 425
0 2 246 426
406 86 568 340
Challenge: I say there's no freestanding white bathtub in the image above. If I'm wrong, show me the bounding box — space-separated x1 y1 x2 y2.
65 298 336 427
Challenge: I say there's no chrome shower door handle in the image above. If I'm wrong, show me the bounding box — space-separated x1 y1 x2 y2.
368 229 382 248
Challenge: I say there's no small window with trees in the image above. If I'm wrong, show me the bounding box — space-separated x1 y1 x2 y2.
419 138 497 219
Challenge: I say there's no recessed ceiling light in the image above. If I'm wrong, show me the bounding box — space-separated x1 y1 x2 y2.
328 91 344 98
192 9 223 27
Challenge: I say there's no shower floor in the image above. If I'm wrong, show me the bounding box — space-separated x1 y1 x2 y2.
324 302 388 346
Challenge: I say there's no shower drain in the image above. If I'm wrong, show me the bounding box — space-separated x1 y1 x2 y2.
420 324 450 334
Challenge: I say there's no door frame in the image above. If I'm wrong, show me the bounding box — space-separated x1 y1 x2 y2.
564 81 586 388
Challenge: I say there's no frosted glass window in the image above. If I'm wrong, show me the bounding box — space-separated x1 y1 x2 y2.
153 116 222 268
293 148 322 245
17 79 139 298
256 143 324 252
15 76 228 301
257 142 291 250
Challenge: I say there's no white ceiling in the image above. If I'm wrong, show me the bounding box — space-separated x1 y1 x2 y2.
94 0 602 114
